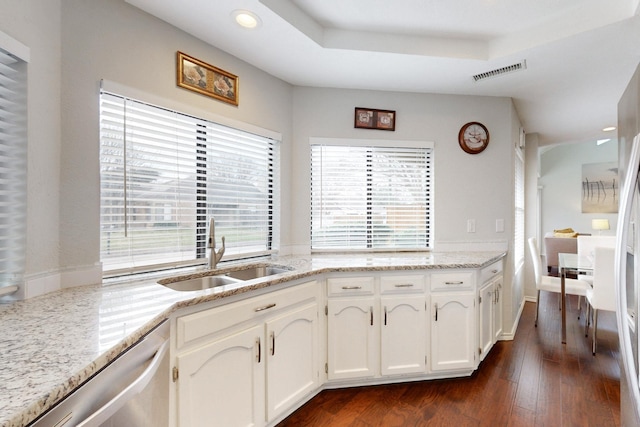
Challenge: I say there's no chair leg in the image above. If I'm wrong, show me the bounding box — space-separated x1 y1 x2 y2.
577 295 582 319
585 303 590 337
535 290 540 327
592 309 598 355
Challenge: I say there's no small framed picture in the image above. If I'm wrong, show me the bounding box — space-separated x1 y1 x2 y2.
177 51 238 106
354 107 395 131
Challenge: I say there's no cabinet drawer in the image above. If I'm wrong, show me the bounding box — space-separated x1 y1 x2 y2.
327 276 374 296
176 281 317 350
380 274 425 293
430 271 474 291
479 260 503 284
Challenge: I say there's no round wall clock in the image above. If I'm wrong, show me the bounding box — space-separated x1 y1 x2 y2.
458 122 490 154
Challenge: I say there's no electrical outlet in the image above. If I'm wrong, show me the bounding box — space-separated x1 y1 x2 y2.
467 219 476 233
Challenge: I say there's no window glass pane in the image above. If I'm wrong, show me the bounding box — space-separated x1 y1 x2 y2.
311 143 432 250
100 92 276 275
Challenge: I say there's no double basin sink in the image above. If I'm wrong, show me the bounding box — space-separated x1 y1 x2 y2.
159 264 293 292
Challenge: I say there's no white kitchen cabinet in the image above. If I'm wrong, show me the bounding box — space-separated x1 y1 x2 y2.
380 294 427 375
265 302 319 421
327 274 427 380
478 280 495 360
172 281 319 427
478 260 503 361
492 275 503 344
176 324 264 427
430 292 475 371
327 295 377 380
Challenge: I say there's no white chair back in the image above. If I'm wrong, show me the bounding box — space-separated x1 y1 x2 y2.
528 237 543 288
577 235 616 260
591 246 616 312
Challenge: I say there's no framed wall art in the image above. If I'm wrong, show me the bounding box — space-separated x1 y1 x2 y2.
177 51 238 106
354 107 396 131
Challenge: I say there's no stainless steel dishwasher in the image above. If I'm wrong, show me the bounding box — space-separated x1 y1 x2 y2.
29 320 170 427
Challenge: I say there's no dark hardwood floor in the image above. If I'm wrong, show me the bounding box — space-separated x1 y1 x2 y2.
277 293 620 427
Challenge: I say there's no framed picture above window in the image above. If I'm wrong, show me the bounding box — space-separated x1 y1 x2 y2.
354 107 396 131
177 51 239 106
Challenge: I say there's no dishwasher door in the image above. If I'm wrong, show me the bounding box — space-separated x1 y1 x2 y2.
29 320 170 427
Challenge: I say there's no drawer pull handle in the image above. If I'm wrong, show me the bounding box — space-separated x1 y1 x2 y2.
434 303 438 321
445 281 464 285
370 306 374 326
394 284 414 288
341 286 362 290
384 306 388 326
491 269 498 274
254 303 276 312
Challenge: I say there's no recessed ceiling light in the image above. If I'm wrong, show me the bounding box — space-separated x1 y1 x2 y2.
602 126 616 132
597 138 611 145
232 10 261 29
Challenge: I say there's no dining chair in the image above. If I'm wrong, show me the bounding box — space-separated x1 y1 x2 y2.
528 237 590 327
577 235 616 284
585 246 616 355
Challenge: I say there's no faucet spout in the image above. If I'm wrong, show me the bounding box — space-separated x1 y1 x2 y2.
207 217 225 269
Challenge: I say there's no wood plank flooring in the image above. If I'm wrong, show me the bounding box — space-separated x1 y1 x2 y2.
277 293 620 427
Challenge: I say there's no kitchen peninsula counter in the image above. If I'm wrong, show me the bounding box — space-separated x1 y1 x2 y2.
0 251 505 427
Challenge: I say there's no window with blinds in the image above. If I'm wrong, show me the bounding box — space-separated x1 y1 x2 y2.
100 91 276 275
310 141 432 250
514 146 525 269
0 47 27 289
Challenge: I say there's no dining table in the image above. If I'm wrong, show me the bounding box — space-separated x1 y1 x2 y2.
558 252 594 344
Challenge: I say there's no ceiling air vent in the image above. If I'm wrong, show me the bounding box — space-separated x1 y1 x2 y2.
473 60 527 82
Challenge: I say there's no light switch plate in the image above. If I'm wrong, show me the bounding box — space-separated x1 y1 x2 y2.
467 219 476 233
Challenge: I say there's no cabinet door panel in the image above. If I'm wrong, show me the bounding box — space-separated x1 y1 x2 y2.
493 277 503 343
176 325 264 427
380 295 426 376
478 282 494 360
327 297 377 380
431 293 475 371
266 303 318 421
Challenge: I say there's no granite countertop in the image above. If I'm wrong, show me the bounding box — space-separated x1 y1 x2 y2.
0 251 505 427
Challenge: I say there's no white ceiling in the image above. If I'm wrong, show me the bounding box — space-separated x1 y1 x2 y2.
126 0 640 146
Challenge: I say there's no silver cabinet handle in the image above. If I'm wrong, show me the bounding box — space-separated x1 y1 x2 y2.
445 281 464 285
491 269 498 274
341 286 362 290
270 331 275 356
394 283 414 288
256 337 261 363
370 306 374 326
434 303 438 321
384 306 388 326
254 303 276 312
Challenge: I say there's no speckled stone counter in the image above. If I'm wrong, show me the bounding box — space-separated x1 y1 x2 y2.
0 251 505 427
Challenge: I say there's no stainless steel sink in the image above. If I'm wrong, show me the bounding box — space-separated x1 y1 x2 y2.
158 264 293 291
223 265 291 281
161 275 240 292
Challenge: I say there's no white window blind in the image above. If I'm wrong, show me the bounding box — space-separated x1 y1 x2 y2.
311 142 432 250
514 146 525 268
0 47 27 289
100 91 276 275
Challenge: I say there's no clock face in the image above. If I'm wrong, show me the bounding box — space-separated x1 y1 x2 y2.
459 122 489 154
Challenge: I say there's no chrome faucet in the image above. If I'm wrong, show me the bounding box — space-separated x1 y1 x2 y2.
207 217 225 269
